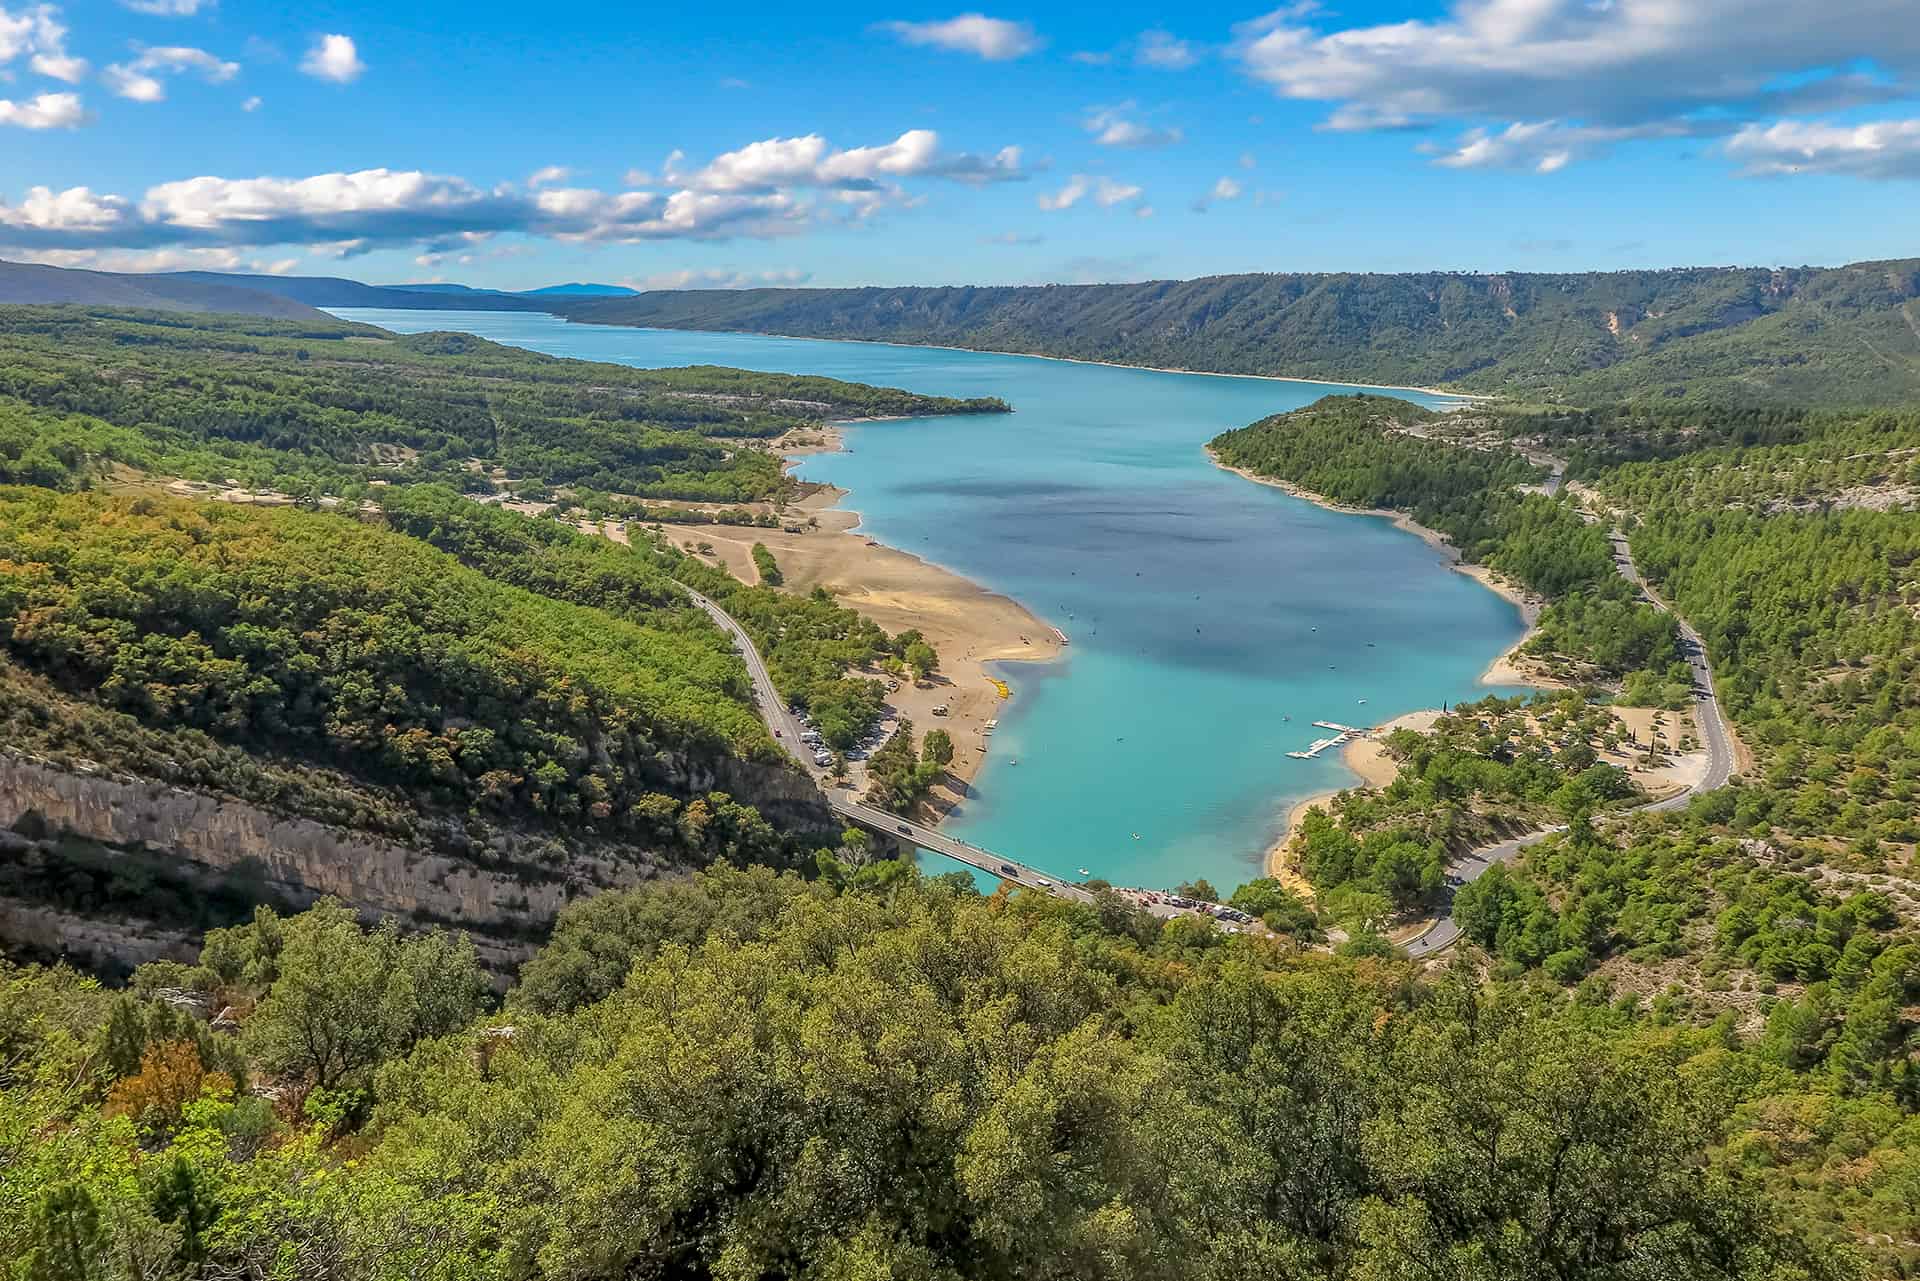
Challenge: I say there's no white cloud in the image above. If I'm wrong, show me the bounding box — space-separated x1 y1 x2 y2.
527 165 573 187
1191 176 1244 211
241 95 260 111
300 33 363 83
103 68 162 101
1 4 85 81
0 127 1027 255
1239 151 1257 169
1085 103 1182 149
878 13 1040 60
1238 0 1920 126
1232 0 1920 172
106 45 240 101
1037 174 1143 211
0 184 130 230
119 0 214 14
982 230 1044 245
0 90 86 127
630 267 812 290
1135 29 1197 70
678 129 1022 192
33 49 85 80
1727 118 1920 180
1426 118 1711 172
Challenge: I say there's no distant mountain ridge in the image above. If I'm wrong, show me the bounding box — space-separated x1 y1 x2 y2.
9 257 1919 406
558 261 1920 407
160 271 550 311
0 260 330 320
395 281 638 298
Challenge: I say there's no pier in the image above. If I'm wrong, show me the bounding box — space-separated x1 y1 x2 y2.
1287 720 1367 759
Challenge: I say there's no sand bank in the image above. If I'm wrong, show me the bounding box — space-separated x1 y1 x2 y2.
669 424 1062 809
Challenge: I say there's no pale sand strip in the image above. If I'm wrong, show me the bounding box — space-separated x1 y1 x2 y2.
670 423 1062 810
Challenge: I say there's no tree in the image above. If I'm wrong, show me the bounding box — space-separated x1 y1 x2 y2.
749 542 783 586
922 728 954 768
242 902 485 1091
903 641 938 680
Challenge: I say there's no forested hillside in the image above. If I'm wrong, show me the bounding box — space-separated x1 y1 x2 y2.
0 870 1872 1280
1209 393 1920 1270
0 307 1006 501
562 259 1920 406
0 489 790 856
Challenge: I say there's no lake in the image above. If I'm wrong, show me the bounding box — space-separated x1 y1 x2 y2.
335 308 1527 894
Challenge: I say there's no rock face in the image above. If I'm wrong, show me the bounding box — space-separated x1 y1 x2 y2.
0 894 200 977
0 751 834 974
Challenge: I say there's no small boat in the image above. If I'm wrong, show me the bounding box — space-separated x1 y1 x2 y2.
1078 868 1091 876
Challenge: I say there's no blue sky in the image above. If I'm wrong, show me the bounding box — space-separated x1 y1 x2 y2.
3 1 1919 289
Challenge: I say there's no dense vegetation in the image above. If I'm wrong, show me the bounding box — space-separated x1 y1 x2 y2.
1 872 1872 1280
562 259 1920 406
0 307 1006 502
1294 694 1639 911
377 486 906 749
0 488 808 859
1214 389 1920 1270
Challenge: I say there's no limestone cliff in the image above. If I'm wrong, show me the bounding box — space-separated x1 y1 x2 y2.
0 750 834 973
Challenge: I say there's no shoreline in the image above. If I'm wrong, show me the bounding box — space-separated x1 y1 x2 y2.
557 314 1490 402
1203 450 1560 882
684 420 1064 815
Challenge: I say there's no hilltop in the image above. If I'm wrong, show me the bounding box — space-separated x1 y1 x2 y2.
558 260 1920 407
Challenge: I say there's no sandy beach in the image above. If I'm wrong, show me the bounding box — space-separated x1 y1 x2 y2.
1265 709 1447 882
668 423 1063 812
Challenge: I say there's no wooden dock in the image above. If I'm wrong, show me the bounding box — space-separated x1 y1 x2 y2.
1287 720 1369 760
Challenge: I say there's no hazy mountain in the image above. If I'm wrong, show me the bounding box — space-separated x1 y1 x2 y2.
0 259 330 320
520 282 638 297
160 271 548 311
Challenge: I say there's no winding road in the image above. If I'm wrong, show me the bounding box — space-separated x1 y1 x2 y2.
1403 530 1736 956
692 517 1738 954
684 585 1093 902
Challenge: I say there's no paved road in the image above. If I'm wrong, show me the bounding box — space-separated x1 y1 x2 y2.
825 792 1091 901
684 586 812 764
687 584 1091 900
1404 531 1736 957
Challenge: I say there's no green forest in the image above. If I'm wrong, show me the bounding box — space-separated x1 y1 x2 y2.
3 298 1920 1276
0 307 1006 501
560 260 1920 406
0 871 1884 1281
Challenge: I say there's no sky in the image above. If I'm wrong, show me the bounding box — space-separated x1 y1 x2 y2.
2 0 1918 290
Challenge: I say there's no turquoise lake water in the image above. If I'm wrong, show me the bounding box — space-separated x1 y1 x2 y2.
336 308 1526 894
